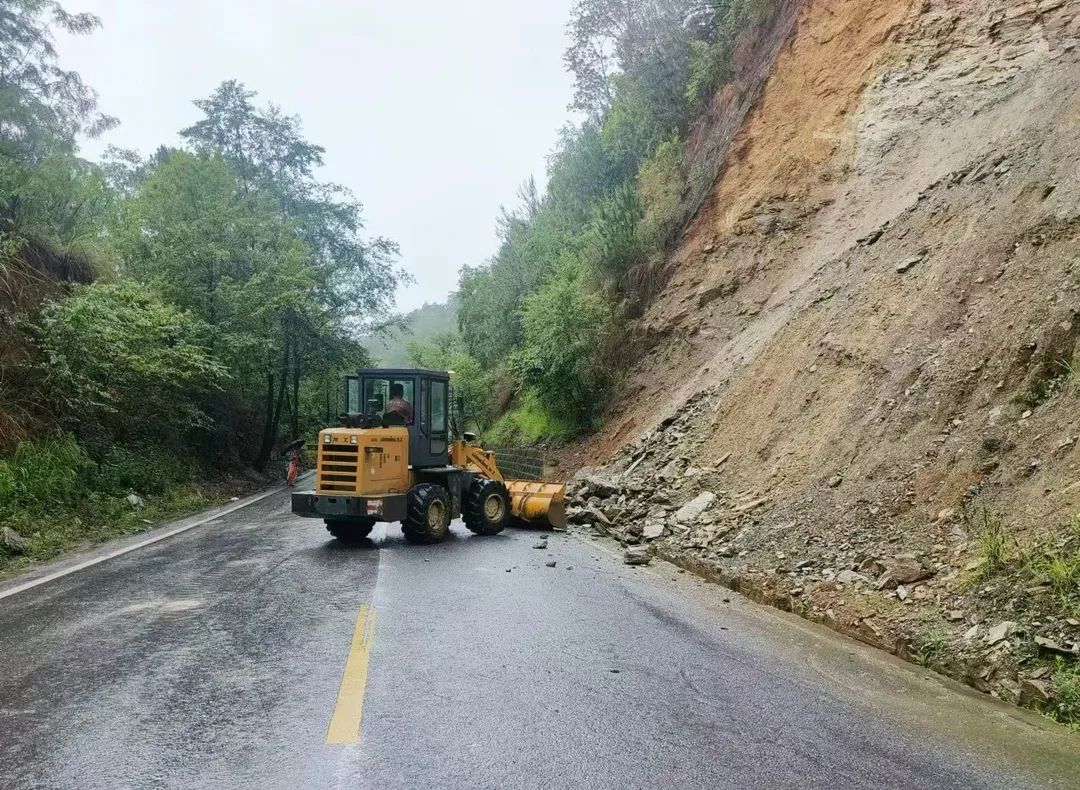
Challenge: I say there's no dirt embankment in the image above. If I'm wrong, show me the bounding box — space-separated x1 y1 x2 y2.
565 0 1080 714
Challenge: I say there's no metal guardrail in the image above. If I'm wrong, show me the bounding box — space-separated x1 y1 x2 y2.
491 447 555 482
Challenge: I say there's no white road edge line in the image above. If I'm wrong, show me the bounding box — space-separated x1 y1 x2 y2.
0 485 287 601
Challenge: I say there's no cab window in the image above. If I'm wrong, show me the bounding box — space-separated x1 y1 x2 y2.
430 379 448 455
362 378 415 425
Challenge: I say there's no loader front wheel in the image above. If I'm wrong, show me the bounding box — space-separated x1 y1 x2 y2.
464 478 510 536
325 517 375 543
402 483 451 544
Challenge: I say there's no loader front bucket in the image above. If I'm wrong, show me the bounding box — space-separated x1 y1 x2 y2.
506 480 567 530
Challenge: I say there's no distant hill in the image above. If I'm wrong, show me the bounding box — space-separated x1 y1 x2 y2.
363 296 459 367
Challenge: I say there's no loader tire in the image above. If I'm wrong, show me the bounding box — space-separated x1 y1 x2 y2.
402 483 451 544
325 517 375 543
464 478 510 536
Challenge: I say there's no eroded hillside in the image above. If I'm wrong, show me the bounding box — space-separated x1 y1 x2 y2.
566 0 1080 710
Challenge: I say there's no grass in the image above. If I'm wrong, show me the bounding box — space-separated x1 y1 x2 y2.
0 433 231 574
0 484 223 575
913 628 948 668
1048 658 1080 731
487 390 577 446
1022 516 1080 616
1017 356 1077 409
970 505 1010 580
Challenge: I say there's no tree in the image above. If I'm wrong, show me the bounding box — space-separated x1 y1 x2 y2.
0 0 117 160
171 82 405 468
0 1 119 266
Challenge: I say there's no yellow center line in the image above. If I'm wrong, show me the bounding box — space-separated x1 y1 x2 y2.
326 604 377 745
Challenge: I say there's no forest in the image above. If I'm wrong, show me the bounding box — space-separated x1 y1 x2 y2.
0 0 772 564
413 0 775 443
0 1 404 561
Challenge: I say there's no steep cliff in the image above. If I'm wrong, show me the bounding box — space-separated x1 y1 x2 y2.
568 0 1080 711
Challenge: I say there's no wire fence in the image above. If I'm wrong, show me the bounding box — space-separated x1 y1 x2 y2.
491 447 557 482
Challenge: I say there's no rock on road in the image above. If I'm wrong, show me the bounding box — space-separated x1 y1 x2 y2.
0 487 1077 789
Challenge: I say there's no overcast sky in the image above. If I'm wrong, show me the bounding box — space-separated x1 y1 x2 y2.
56 0 576 313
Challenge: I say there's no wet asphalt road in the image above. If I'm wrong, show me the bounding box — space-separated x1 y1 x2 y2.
1 487 1077 789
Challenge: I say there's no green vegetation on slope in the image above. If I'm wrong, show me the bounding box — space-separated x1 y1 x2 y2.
0 1 403 566
453 0 776 444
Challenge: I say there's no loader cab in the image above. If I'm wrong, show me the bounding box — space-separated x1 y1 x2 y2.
344 368 450 468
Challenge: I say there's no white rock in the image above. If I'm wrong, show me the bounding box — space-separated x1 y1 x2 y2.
673 492 717 524
984 621 1017 645
643 522 666 540
836 570 869 585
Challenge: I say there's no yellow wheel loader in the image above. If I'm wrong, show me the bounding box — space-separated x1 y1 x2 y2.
290 368 566 543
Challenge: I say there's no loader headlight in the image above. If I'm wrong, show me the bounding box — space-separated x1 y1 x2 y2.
350 435 358 444
323 435 331 444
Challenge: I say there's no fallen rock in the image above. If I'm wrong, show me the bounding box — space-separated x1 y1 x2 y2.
577 473 621 499
1034 636 1080 657
570 505 611 527
545 560 557 568
895 253 926 273
126 493 146 510
1 526 29 555
734 497 768 513
984 621 1017 645
836 569 869 585
532 541 548 549
643 521 666 540
1020 678 1051 710
876 555 933 588
624 546 652 566
673 492 717 524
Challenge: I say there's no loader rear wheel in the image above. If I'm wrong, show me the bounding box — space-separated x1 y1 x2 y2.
402 483 451 544
464 478 510 536
325 517 375 543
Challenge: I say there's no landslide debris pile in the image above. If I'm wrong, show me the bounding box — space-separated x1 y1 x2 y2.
565 0 1080 719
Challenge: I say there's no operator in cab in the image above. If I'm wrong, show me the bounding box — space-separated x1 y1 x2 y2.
385 382 413 424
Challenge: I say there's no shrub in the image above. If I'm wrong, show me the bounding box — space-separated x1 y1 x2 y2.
584 181 645 286
487 391 577 447
509 264 614 430
36 281 226 446
94 444 199 497
636 134 688 255
0 434 93 515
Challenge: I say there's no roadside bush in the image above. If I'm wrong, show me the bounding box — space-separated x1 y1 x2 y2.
36 281 226 447
94 444 199 497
